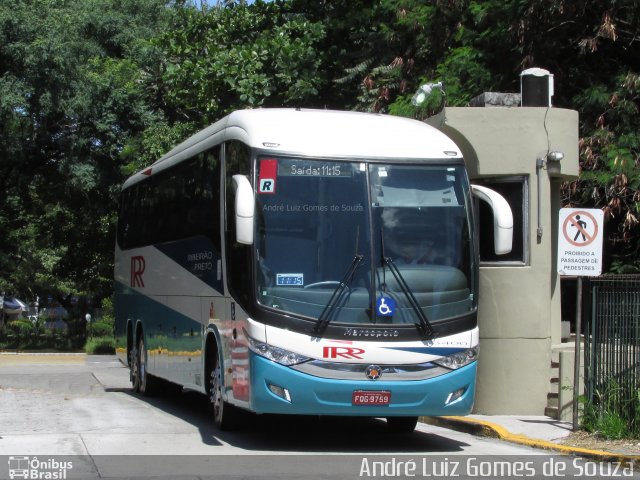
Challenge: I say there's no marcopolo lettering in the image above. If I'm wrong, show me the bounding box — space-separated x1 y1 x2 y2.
344 328 400 338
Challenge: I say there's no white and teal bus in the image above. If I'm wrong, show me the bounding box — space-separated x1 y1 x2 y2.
114 109 512 432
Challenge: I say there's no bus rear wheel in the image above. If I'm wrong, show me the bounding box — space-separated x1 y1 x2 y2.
129 344 140 392
386 416 418 433
135 337 158 396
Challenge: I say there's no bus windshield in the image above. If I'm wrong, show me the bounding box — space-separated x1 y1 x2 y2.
255 157 475 327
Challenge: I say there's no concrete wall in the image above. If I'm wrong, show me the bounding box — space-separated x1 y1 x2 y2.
556 342 585 423
439 107 579 414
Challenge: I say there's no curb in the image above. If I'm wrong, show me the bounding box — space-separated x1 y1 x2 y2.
0 351 86 355
0 352 87 365
422 416 640 465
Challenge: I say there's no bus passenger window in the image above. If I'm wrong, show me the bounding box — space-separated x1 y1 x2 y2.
224 140 252 303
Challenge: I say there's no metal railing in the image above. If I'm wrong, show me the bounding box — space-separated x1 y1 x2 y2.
584 275 640 433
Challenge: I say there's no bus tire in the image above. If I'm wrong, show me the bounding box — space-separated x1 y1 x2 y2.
129 343 141 392
386 416 418 433
136 337 159 396
209 350 238 431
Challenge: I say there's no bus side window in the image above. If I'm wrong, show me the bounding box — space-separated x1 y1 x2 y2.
224 141 252 303
122 177 154 249
201 146 222 252
117 188 131 249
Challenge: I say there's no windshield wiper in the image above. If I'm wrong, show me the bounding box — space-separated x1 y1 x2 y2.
313 254 364 336
384 257 436 340
382 256 435 339
379 228 435 339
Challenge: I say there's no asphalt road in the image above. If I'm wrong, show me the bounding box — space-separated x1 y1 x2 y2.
0 354 632 479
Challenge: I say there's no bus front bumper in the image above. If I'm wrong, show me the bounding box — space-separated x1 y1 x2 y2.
248 353 476 417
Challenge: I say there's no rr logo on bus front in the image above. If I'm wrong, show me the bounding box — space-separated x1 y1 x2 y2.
131 256 145 288
323 346 365 360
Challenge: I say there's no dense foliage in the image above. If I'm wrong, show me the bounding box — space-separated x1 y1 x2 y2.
0 0 638 312
0 0 171 311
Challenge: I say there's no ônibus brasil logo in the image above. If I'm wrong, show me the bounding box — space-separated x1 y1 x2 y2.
7 456 73 480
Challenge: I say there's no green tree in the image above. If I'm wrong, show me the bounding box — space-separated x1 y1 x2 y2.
463 1 640 270
564 72 640 271
329 0 640 271
292 0 495 113
2 0 639 324
155 0 325 126
0 0 171 307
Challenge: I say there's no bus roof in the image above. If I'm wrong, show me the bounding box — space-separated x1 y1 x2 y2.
123 109 462 189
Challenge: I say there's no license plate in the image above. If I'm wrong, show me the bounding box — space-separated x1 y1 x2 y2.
352 390 391 406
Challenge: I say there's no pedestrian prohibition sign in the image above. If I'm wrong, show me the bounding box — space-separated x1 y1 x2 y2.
557 208 603 277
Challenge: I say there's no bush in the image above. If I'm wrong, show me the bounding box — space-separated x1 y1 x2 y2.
85 336 115 355
3 320 36 349
6 319 35 336
580 379 640 439
87 321 114 338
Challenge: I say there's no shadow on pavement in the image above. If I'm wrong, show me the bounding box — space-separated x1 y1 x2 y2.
121 388 471 453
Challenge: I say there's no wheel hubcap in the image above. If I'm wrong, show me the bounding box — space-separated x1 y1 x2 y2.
139 342 146 384
210 365 223 421
130 347 139 388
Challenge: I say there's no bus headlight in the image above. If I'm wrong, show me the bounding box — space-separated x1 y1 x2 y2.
433 346 479 370
245 334 310 366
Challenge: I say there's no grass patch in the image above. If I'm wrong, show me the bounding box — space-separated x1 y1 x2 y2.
580 379 640 439
84 336 115 355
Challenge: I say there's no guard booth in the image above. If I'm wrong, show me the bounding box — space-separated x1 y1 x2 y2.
432 89 579 415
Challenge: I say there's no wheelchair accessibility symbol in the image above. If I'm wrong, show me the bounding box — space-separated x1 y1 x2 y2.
376 296 397 317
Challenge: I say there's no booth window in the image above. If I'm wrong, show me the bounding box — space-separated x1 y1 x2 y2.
475 176 528 265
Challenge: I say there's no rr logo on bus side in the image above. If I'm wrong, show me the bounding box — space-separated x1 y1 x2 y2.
130 256 145 288
323 346 365 360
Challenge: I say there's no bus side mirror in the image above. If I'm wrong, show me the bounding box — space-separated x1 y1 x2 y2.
233 174 255 245
471 185 513 255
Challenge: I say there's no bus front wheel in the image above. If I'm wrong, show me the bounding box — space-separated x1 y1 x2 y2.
209 354 238 430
